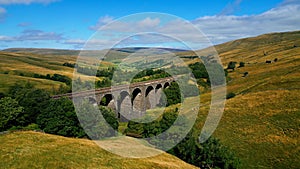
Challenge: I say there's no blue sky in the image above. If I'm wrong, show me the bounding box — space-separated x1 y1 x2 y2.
0 0 299 50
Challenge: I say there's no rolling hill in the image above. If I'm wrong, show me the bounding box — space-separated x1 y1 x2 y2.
0 30 299 168
0 131 197 169
185 31 300 168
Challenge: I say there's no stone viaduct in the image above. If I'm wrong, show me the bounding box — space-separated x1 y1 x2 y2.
52 77 175 121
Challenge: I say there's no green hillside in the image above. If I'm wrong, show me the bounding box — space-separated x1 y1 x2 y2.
0 31 299 168
186 31 300 168
0 131 197 169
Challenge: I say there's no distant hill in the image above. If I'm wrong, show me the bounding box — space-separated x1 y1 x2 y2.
0 131 198 169
2 48 80 56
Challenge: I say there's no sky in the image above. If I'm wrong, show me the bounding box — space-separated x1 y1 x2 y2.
0 0 299 50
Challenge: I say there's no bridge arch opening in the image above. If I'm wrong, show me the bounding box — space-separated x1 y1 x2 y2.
132 88 142 103
132 88 144 114
163 82 170 88
100 94 116 113
118 91 132 121
100 94 113 106
145 86 156 109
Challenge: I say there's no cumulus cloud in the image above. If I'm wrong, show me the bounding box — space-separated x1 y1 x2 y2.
0 0 59 5
192 1 300 44
89 15 114 30
85 1 300 49
0 29 63 42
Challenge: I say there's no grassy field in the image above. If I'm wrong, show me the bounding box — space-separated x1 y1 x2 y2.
183 31 300 168
0 31 299 168
0 131 197 169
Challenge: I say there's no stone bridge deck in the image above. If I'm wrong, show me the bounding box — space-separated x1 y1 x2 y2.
52 77 176 121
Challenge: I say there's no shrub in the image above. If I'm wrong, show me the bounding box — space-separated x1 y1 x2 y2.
162 82 181 106
168 132 240 169
227 61 237 71
226 92 236 99
37 97 86 138
0 97 24 131
238 62 245 68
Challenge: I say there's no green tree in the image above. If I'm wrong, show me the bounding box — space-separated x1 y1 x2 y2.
227 61 237 71
16 88 50 125
37 97 86 138
162 82 181 106
238 62 245 68
0 97 24 131
75 101 119 139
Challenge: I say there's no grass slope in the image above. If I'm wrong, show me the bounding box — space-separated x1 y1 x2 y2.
184 31 300 168
0 131 197 169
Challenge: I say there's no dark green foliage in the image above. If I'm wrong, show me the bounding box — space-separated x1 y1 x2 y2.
99 106 119 132
0 93 5 99
76 65 115 79
16 89 50 126
227 61 237 71
0 97 24 131
7 82 50 126
32 73 71 85
51 74 72 85
96 78 111 88
75 101 118 139
63 62 76 68
238 62 245 68
226 92 236 99
125 108 240 169
189 62 209 79
162 82 181 106
125 108 180 138
37 97 86 138
168 131 240 169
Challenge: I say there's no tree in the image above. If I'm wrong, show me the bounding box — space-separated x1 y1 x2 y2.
238 62 245 68
16 88 50 125
162 82 181 106
168 131 240 169
227 61 237 71
226 92 236 99
0 97 24 131
37 97 86 138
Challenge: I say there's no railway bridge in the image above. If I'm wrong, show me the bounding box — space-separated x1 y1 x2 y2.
52 77 176 121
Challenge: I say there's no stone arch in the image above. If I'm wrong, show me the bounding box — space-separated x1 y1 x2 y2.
132 88 144 113
88 96 97 106
163 82 170 88
155 84 163 106
145 85 156 109
100 94 116 113
118 91 132 121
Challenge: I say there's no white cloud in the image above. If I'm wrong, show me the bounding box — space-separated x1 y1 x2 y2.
89 15 114 30
137 17 160 29
86 1 300 50
192 1 300 45
0 29 64 42
0 0 59 5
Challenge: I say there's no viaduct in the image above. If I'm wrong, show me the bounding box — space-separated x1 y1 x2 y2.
52 77 176 121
